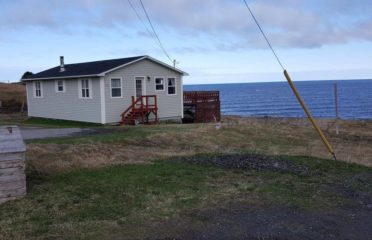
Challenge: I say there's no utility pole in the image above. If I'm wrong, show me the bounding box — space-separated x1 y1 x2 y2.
173 59 179 68
334 83 340 135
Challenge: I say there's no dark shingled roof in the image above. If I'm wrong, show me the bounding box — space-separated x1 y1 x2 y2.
22 56 145 80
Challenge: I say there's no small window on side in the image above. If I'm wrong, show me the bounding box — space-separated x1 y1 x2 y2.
34 81 42 98
80 79 91 98
111 78 122 98
155 77 164 91
167 77 176 95
56 80 65 92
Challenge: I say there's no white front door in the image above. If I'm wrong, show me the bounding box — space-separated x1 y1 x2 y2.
135 77 145 99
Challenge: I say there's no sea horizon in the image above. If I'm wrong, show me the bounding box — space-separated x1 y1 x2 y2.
184 80 372 120
184 78 372 86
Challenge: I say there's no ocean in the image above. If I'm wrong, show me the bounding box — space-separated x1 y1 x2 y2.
184 80 372 120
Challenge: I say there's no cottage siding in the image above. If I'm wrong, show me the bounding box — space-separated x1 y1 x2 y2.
104 59 183 123
26 78 102 123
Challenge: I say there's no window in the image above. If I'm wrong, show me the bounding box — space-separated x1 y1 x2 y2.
55 80 65 93
167 77 176 95
155 77 164 91
80 79 91 99
34 81 42 98
111 78 122 98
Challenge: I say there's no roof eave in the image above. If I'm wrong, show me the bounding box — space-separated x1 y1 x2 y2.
144 55 189 76
100 55 189 76
22 55 189 81
21 74 103 81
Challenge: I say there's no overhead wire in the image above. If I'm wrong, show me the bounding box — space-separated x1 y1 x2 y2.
138 0 173 64
127 0 156 40
242 0 284 70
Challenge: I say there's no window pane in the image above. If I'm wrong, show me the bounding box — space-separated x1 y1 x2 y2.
82 89 86 98
155 78 163 84
112 88 121 97
82 79 88 89
168 87 175 95
57 80 64 92
111 79 121 88
35 81 41 97
168 78 176 94
168 78 175 86
86 89 89 98
156 85 164 90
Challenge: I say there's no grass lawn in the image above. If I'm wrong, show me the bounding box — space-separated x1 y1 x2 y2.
25 117 372 177
1 115 372 239
1 154 371 239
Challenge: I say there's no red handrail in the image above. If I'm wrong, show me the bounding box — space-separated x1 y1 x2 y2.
120 95 158 117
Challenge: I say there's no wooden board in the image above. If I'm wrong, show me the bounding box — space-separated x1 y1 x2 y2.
0 126 26 204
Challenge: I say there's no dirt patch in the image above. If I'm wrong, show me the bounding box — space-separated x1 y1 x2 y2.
169 203 372 240
181 154 312 176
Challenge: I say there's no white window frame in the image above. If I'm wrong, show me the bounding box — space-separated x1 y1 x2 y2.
154 77 165 91
110 77 122 98
78 79 93 99
33 81 43 98
55 79 66 93
167 77 177 95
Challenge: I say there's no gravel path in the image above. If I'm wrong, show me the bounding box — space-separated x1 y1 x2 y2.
177 204 372 240
20 127 95 140
182 154 312 176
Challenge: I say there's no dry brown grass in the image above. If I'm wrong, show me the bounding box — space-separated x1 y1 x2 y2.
0 83 26 102
25 117 372 176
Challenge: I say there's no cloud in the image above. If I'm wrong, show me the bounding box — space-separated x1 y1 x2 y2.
1 0 372 49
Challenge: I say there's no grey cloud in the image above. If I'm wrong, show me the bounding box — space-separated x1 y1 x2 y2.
1 0 372 50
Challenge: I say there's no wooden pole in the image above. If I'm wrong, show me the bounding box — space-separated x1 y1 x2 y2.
334 83 339 135
284 70 336 160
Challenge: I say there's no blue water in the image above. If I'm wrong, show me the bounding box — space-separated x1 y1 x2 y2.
184 80 372 119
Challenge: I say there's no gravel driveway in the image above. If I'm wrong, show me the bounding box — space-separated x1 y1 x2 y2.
20 127 95 140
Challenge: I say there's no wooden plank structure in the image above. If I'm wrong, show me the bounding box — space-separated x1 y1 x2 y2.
0 126 26 204
120 95 158 125
183 91 221 123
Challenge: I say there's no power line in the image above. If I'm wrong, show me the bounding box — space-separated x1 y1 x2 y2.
127 0 156 41
242 0 285 70
138 0 173 63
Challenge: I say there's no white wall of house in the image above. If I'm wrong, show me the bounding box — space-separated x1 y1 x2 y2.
104 59 183 123
26 77 102 123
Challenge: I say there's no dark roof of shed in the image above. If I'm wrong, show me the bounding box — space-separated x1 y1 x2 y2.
22 56 145 80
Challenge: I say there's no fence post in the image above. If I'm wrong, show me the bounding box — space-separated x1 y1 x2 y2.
334 83 339 135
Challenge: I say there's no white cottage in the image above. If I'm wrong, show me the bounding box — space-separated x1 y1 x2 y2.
22 56 188 124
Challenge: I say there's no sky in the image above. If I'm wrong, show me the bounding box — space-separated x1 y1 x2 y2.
1 0 372 84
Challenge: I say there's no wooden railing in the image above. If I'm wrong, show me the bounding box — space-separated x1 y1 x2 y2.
184 91 220 105
120 95 158 124
183 91 221 123
121 95 157 117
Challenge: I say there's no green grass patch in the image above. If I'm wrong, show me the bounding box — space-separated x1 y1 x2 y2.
0 160 232 239
1 155 371 239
